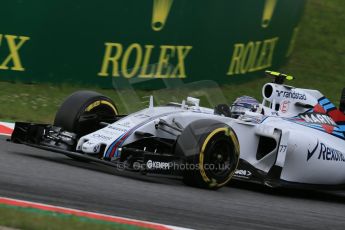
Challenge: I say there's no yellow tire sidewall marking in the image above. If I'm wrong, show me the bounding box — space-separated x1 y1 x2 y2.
199 127 240 187
85 100 118 115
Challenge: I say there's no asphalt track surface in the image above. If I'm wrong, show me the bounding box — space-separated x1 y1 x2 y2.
0 136 344 230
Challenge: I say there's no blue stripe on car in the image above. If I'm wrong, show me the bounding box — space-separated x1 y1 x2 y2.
319 98 330 106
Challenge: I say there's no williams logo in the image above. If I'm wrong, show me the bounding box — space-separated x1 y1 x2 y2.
307 140 345 162
152 0 174 31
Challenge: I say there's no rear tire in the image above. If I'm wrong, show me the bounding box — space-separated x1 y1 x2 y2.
54 91 118 136
175 119 240 189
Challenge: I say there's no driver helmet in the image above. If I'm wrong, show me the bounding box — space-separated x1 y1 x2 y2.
230 96 260 118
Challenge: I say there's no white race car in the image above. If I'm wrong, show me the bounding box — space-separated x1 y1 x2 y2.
11 71 345 190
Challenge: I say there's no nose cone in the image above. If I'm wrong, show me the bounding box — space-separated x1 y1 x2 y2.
82 141 100 154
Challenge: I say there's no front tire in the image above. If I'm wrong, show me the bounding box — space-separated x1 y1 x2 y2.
54 91 118 136
175 119 240 189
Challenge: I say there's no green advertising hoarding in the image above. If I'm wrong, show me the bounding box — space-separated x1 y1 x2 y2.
0 0 305 88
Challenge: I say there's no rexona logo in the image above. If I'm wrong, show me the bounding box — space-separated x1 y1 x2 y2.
307 140 345 162
146 160 171 169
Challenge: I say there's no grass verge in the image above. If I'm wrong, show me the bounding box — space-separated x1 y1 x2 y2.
0 204 150 230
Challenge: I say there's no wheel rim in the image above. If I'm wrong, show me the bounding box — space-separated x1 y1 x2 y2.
203 134 234 180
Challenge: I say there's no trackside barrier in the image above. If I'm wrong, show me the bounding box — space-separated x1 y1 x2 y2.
0 0 306 89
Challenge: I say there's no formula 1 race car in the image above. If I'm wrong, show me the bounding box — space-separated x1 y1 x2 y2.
10 71 345 189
